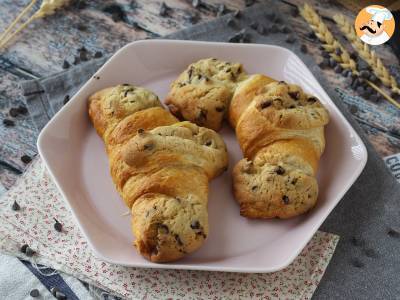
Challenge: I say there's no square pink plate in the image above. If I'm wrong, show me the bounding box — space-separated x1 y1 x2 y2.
37 40 367 273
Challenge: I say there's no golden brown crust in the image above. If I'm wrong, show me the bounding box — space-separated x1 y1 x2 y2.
88 84 228 262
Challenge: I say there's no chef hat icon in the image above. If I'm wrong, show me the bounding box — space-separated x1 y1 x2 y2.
366 6 393 24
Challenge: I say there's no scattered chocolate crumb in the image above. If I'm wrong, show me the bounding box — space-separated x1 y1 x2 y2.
20 244 29 253
300 44 307 53
3 119 15 127
351 258 364 268
322 51 330 58
318 59 329 69
282 195 290 204
21 155 32 164
159 2 169 17
275 166 285 175
63 95 70 105
307 97 318 103
387 228 400 238
54 218 63 232
25 247 35 257
30 289 40 297
359 70 370 79
190 221 200 230
62 60 70 69
12 200 20 211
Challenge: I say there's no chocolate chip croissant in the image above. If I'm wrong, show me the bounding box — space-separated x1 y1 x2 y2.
167 59 329 219
88 84 228 262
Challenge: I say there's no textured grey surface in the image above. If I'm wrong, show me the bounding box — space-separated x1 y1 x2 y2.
21 2 400 299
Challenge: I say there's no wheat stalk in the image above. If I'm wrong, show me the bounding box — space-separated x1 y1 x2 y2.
300 3 400 109
0 0 71 49
333 13 400 95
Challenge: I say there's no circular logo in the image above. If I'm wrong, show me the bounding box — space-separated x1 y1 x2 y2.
354 5 395 46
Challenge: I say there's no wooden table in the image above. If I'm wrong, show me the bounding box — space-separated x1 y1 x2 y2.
0 0 399 193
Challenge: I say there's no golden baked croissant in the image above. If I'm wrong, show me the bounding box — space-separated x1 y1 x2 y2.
88 84 228 262
167 60 329 219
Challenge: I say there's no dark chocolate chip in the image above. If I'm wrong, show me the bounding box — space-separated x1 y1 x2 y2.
21 155 32 164
143 143 154 151
349 52 357 60
190 221 200 229
3 119 15 127
260 100 271 109
215 106 225 112
289 105 295 109
275 166 285 175
63 95 70 105
20 244 29 253
174 234 183 246
12 200 20 211
159 2 169 17
25 247 35 257
388 228 400 238
79 50 89 61
351 258 364 268
291 178 298 185
94 51 103 58
251 186 258 191
17 105 28 115
158 223 169 234
54 218 63 232
250 21 258 30
289 91 299 100
335 48 342 56
205 140 212 146
103 4 126 22
282 195 290 205
9 107 19 117
300 44 307 53
307 97 317 103
62 60 70 69
307 31 316 39
137 128 145 134
30 289 40 297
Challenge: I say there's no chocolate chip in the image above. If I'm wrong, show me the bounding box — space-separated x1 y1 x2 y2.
388 228 400 238
79 50 89 62
137 128 144 134
54 218 62 232
307 97 317 103
25 247 35 257
55 291 67 300
215 106 225 112
158 223 169 234
349 52 357 60
288 91 299 100
195 109 207 123
21 155 32 164
289 105 295 109
20 244 29 253
143 143 154 151
190 221 200 229
159 2 169 17
300 44 307 53
285 35 295 44
12 200 20 211
205 140 212 146
174 234 183 246
94 51 103 58
72 55 80 65
275 166 285 175
3 119 15 127
291 178 298 185
103 4 127 22
50 287 59 296
9 107 19 117
17 105 28 115
335 48 342 56
251 186 258 191
62 60 70 69
307 31 316 39
63 95 70 105
260 100 271 109
30 289 40 297
282 195 290 204
351 258 364 268
334 65 343 73
250 21 258 30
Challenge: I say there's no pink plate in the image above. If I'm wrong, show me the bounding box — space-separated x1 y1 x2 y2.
37 40 367 272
